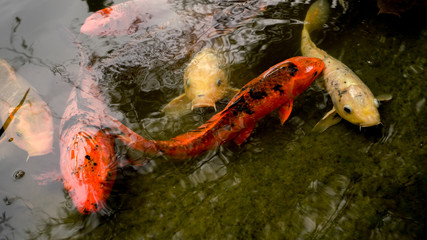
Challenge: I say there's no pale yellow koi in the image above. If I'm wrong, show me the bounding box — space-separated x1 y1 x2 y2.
162 47 239 117
301 0 391 132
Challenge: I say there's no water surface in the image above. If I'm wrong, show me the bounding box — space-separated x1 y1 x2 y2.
0 0 426 239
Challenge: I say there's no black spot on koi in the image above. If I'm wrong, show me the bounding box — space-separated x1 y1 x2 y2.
273 84 284 95
337 87 348 102
91 202 99 209
249 88 267 100
225 96 254 116
287 63 298 76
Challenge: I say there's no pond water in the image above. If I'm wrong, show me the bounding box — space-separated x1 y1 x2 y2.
0 0 426 239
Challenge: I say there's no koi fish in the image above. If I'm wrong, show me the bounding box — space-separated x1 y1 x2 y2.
301 0 391 133
80 0 183 36
162 47 239 117
0 59 53 158
117 57 324 160
60 65 118 214
59 48 145 214
80 0 266 37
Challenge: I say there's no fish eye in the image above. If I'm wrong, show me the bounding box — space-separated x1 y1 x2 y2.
374 99 379 108
217 78 222 86
343 105 352 114
186 79 190 87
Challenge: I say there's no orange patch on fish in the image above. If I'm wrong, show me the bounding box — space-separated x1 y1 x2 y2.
61 127 117 214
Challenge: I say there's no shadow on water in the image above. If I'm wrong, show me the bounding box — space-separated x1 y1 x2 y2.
0 0 426 239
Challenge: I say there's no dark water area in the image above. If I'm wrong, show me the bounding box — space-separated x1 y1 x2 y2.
0 0 426 239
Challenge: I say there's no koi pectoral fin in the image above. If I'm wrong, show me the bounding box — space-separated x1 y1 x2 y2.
278 100 293 125
227 87 241 98
314 76 326 90
312 108 342 133
161 94 192 118
233 124 255 146
376 94 392 102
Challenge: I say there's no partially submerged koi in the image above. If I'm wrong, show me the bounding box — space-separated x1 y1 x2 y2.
80 0 266 37
0 59 53 158
301 0 391 133
59 47 145 214
117 57 325 159
60 66 118 214
80 0 183 36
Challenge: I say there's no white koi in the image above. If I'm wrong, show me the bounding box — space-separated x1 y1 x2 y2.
0 59 53 157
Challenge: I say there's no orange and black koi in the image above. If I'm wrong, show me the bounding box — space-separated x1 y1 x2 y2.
117 56 324 159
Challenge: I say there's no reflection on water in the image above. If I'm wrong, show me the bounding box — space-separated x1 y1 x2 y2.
0 0 426 239
295 174 356 239
188 155 228 185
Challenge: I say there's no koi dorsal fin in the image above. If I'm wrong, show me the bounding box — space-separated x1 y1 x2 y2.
171 126 207 143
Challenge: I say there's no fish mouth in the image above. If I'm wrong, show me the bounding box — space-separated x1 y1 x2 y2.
360 123 380 128
359 119 381 128
355 110 381 128
192 98 217 111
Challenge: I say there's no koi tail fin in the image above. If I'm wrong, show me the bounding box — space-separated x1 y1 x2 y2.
301 0 330 57
303 0 330 34
109 117 160 155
